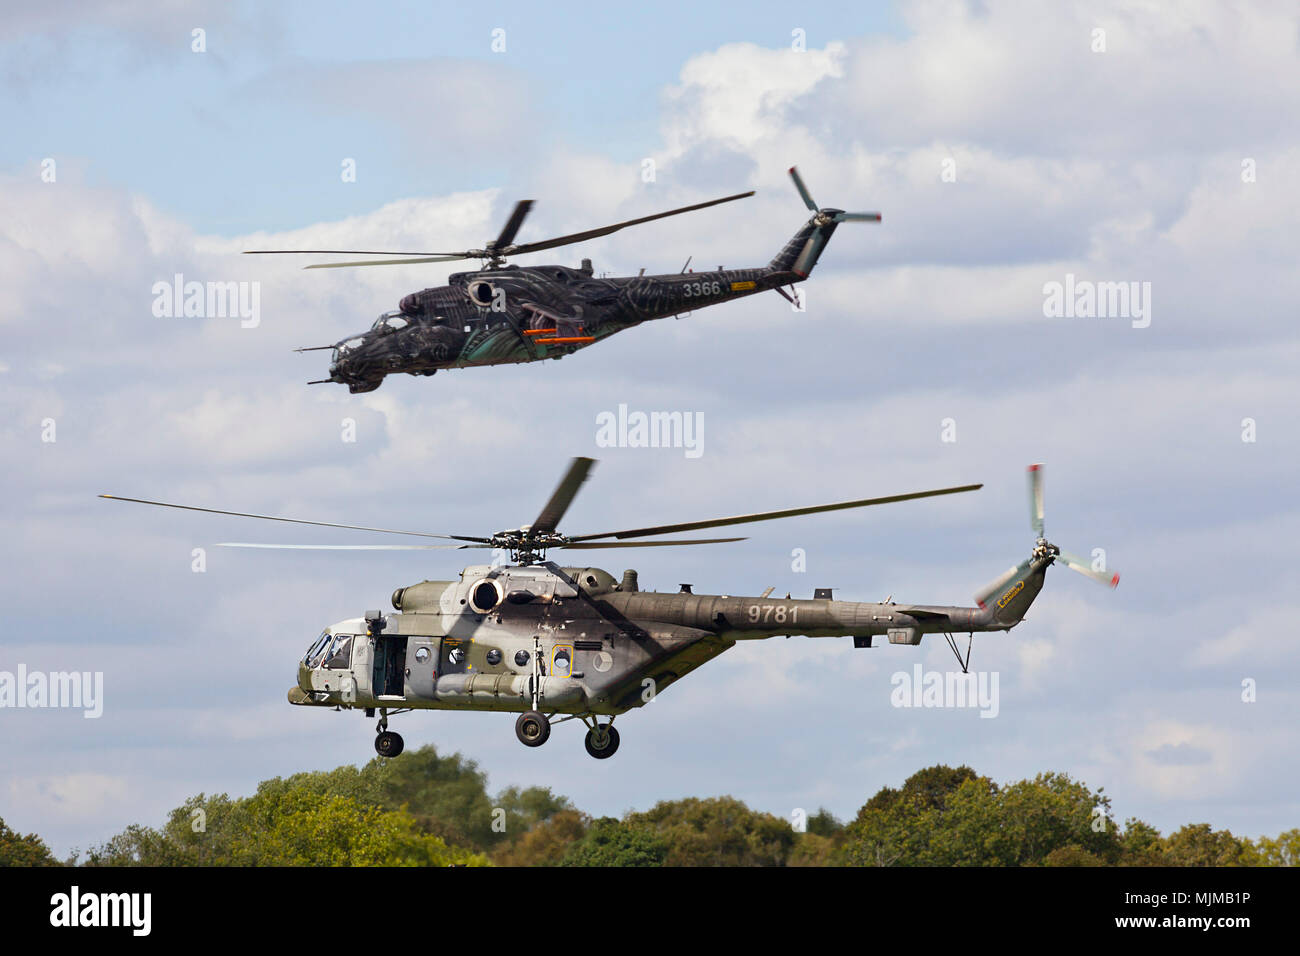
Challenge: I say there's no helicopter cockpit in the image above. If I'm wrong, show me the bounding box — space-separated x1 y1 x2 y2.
301 630 353 671
369 310 410 334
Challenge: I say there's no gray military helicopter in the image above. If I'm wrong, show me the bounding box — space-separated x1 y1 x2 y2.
246 168 878 392
101 461 1116 759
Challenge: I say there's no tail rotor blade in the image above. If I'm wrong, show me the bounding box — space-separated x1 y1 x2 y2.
788 166 818 211
1057 550 1120 588
1027 464 1045 537
974 560 1031 609
834 211 882 223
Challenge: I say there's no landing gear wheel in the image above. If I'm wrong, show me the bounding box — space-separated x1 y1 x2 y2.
375 730 404 757
584 724 620 759
515 710 551 747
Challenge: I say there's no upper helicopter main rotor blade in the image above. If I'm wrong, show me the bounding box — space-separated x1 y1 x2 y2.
243 249 471 256
491 200 535 250
99 495 490 543
530 457 595 535
302 255 472 270
566 482 983 542
504 191 755 257
242 191 751 268
556 537 746 549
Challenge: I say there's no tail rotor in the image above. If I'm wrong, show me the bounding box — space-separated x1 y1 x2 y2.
775 167 882 278
974 464 1120 608
787 166 881 224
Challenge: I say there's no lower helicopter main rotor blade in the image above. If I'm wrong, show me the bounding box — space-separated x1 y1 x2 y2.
505 191 754 257
567 482 983 542
99 494 489 542
492 199 535 250
556 537 746 549
530 457 596 535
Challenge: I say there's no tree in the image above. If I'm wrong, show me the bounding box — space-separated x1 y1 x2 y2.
493 810 589 866
0 817 60 867
561 817 668 867
226 788 483 866
626 797 797 867
494 786 575 837
839 766 1122 867
1162 824 1246 867
839 765 987 866
1244 828 1300 867
805 807 844 838
1117 818 1165 866
83 785 484 866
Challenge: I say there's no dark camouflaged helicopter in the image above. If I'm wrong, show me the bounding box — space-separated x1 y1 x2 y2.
102 462 1117 759
246 168 879 393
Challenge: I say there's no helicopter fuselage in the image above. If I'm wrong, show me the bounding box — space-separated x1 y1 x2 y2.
322 262 800 393
290 560 1047 718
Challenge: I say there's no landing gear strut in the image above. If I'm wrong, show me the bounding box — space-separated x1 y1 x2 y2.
374 709 405 757
515 710 551 747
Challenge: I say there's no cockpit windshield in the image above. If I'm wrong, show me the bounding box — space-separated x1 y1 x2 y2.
323 634 353 669
371 311 410 333
303 630 331 667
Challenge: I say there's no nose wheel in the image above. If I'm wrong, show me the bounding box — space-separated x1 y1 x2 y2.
515 710 551 747
374 709 405 757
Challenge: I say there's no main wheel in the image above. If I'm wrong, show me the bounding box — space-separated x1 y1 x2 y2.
584 724 620 759
515 711 551 748
375 730 404 757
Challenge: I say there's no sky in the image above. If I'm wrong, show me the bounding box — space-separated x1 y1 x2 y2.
2 0 1298 859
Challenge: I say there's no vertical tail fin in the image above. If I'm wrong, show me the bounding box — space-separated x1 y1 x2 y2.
974 557 1051 627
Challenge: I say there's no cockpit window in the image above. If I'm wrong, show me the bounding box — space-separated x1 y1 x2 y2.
324 635 353 669
372 312 409 332
340 337 364 352
303 630 331 667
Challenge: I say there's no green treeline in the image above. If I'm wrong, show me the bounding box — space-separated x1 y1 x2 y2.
2 750 1297 867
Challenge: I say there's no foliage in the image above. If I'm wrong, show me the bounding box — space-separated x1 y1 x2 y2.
60 755 1300 868
1242 828 1300 867
840 766 1119 866
493 810 590 866
0 817 61 867
560 817 669 867
625 796 798 866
